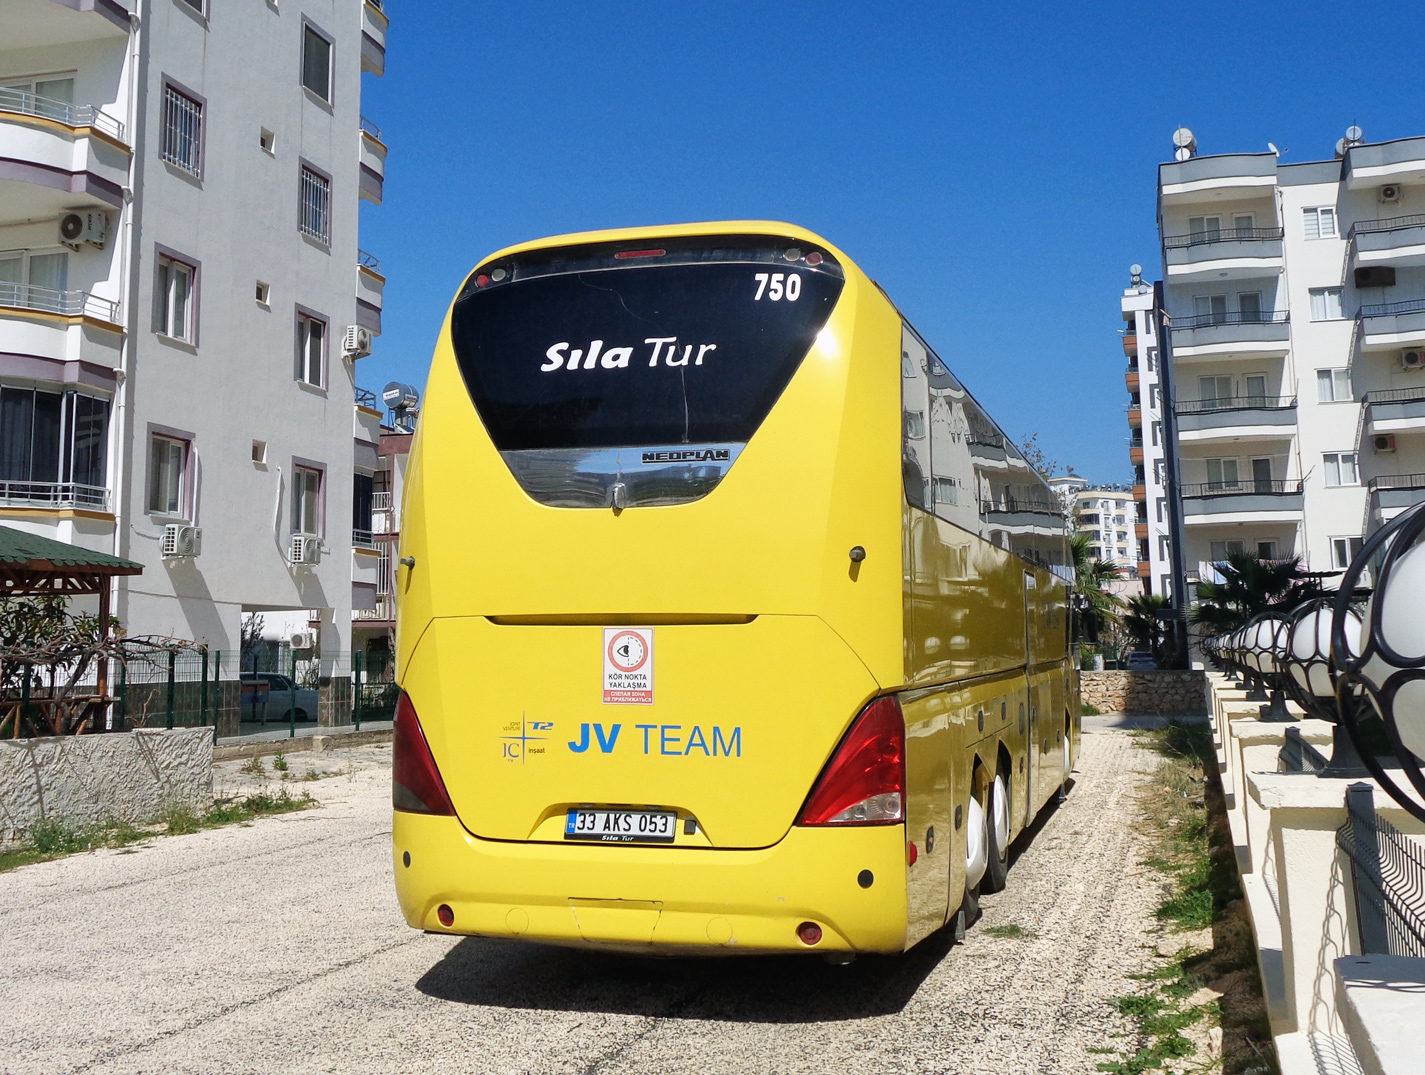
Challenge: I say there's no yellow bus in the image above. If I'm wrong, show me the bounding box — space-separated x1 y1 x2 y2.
392 221 1078 956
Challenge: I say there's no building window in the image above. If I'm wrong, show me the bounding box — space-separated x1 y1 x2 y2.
1238 292 1263 321
1331 536 1364 570
160 84 202 176
155 255 195 341
302 24 333 102
1158 535 1171 559
1206 458 1240 490
1309 287 1344 321
1303 206 1338 240
148 434 188 516
353 472 373 539
1193 294 1228 324
0 249 68 311
1188 215 1222 241
299 166 331 244
292 465 322 535
1323 452 1359 487
296 313 326 386
1156 497 1167 523
1151 420 1162 447
255 281 270 306
259 127 275 154
1149 384 1161 408
1210 540 1246 561
0 388 109 500
251 439 267 465
1317 368 1352 402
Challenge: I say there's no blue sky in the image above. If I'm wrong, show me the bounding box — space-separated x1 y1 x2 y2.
356 1 1425 483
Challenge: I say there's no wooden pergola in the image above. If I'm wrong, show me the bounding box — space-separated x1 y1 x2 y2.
0 527 142 731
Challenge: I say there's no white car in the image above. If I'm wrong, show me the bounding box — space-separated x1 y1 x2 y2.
240 673 319 723
1125 651 1156 671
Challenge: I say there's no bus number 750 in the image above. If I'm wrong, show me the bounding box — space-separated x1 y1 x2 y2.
753 272 801 302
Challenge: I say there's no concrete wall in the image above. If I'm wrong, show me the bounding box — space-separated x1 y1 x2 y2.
0 728 212 841
1080 669 1209 714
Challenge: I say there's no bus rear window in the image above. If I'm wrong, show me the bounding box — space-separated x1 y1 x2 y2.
449 238 844 452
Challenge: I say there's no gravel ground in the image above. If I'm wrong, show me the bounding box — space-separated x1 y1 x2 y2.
0 726 1175 1074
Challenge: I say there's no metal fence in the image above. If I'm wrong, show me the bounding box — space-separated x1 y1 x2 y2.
1338 783 1425 957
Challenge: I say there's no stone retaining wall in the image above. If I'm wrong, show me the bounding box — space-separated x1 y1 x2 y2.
0 728 212 841
1080 670 1209 715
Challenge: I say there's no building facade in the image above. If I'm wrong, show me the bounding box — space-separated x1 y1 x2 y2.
1121 278 1175 597
1145 128 1425 584
1048 474 1144 591
0 0 388 674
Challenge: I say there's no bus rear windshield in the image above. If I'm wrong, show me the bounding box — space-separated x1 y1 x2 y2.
449 238 844 451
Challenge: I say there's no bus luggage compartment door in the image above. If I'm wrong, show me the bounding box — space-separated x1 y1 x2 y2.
402 614 881 850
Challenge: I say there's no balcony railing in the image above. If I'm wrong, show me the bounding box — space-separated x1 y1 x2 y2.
1367 474 1425 493
1174 395 1296 414
1359 297 1425 319
353 594 395 621
0 284 120 323
1350 213 1425 238
352 528 376 549
354 387 378 408
1169 310 1289 330
1162 226 1284 249
0 87 125 141
1181 480 1302 497
372 491 392 511
0 481 110 511
359 115 383 141
357 249 381 271
1363 387 1425 406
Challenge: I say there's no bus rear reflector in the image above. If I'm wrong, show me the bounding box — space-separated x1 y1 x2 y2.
796 696 905 826
393 691 455 815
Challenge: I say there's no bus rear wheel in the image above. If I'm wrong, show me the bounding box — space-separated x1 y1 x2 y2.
980 769 1010 893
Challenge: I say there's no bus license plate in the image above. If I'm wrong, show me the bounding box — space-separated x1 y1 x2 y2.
565 808 677 844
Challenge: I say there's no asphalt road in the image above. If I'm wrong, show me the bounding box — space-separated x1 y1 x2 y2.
1 729 1169 1074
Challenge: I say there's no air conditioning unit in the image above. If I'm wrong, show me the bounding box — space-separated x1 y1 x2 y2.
342 325 373 358
160 523 201 558
288 629 318 650
1373 434 1398 454
58 210 110 250
1355 266 1397 288
289 534 322 565
1380 184 1403 203
1403 349 1425 370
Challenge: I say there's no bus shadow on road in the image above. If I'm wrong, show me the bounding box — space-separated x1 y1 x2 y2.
415 930 954 1022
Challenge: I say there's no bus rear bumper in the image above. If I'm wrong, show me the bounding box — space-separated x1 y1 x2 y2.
393 811 911 954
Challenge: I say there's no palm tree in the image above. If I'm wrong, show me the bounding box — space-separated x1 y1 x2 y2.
1189 553 1323 635
1124 593 1172 667
1069 532 1126 642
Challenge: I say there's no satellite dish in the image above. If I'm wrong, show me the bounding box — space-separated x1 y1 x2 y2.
1130 264 1143 277
1346 125 1364 143
1174 146 1193 162
1335 138 1348 159
1267 142 1279 156
1172 127 1196 149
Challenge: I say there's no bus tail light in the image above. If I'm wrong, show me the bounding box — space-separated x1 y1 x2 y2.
393 691 455 815
796 696 905 826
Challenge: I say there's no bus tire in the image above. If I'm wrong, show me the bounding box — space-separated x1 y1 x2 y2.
964 779 989 891
981 770 1010 893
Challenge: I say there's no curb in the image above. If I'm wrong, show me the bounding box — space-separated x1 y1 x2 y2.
214 727 393 762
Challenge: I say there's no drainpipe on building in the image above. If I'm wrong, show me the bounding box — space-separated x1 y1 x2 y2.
1154 280 1192 664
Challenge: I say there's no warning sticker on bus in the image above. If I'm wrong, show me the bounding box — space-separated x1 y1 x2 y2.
603 627 653 705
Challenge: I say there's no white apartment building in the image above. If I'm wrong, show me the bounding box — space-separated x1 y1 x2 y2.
1150 128 1425 580
1121 275 1173 597
1048 474 1141 574
0 0 388 686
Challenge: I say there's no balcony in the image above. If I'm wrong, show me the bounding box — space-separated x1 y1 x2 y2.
1169 310 1290 359
353 593 395 623
1135 522 1148 539
1137 559 1152 578
352 528 376 550
1344 136 1425 189
361 0 389 76
1126 407 1141 428
1 0 131 50
1162 227 1284 282
0 480 109 513
1358 297 1425 351
356 249 383 334
0 285 123 367
1181 480 1304 523
1123 333 1137 358
0 89 129 224
1174 395 1298 442
1129 444 1144 465
1350 214 1425 269
1125 368 1139 392
359 117 385 205
1366 474 1425 533
1158 152 1277 202
1361 387 1425 438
